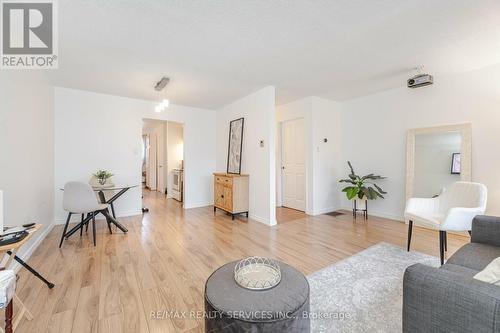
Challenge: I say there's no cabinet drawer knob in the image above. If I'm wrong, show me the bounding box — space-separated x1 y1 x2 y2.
221 195 224 198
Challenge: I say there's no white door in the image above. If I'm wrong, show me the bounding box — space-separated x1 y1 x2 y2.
282 118 306 211
148 134 157 191
156 129 165 193
145 134 151 188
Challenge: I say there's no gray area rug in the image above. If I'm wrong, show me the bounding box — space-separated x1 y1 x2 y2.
308 242 438 332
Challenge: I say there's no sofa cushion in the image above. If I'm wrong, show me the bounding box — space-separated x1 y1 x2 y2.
447 243 500 271
441 263 479 278
474 257 500 286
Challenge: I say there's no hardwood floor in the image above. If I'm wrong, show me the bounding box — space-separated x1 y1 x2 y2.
276 207 307 223
12 190 469 332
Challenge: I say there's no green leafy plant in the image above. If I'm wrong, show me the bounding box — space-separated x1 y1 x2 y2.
93 169 113 185
339 161 387 200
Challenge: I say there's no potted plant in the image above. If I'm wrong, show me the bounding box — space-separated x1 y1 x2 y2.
339 161 386 218
93 169 113 185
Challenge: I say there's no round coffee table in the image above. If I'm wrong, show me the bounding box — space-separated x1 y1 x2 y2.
204 260 310 332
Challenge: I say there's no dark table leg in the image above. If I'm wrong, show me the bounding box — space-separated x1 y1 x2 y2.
98 189 129 233
98 191 114 233
106 216 113 234
6 251 55 289
110 202 117 219
102 209 128 232
92 212 97 246
102 188 129 206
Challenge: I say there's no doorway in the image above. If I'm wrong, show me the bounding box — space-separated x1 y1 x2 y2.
280 118 306 211
142 119 184 202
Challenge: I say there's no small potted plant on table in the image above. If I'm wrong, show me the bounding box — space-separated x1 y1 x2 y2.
93 169 114 186
339 161 386 219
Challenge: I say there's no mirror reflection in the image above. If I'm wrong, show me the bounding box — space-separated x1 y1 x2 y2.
413 131 461 197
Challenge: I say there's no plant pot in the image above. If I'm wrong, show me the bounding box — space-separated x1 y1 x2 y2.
98 178 107 185
354 198 367 209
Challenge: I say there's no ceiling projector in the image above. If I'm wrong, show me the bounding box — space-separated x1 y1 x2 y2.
407 73 433 88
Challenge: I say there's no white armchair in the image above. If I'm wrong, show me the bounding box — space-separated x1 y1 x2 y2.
404 181 487 265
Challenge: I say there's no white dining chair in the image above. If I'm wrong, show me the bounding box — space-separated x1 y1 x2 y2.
405 181 487 265
60 182 110 247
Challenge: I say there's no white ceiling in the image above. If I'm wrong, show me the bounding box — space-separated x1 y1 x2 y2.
50 0 500 109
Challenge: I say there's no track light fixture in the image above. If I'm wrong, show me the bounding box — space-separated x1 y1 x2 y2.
154 77 170 112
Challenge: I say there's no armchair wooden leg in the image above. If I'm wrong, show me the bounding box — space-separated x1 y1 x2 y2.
439 231 445 265
59 212 72 248
12 294 33 330
444 231 447 252
407 220 413 252
5 299 13 333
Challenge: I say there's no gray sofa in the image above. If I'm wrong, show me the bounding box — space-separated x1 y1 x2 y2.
403 215 500 333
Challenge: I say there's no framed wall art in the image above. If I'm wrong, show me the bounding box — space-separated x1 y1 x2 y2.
227 117 244 174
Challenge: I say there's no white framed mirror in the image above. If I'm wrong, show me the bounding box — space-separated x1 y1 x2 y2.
406 123 471 200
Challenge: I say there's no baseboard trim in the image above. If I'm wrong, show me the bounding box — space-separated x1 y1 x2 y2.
184 202 212 209
95 210 142 220
55 210 142 224
340 206 404 222
249 214 276 226
309 206 338 216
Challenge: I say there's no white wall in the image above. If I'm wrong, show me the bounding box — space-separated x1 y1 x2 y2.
0 71 54 261
311 97 342 215
340 63 500 219
54 87 216 223
276 96 342 215
216 87 276 225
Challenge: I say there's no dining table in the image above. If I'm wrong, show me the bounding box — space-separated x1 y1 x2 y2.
61 184 138 240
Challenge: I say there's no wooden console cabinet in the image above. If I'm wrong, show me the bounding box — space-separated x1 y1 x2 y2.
213 173 249 220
